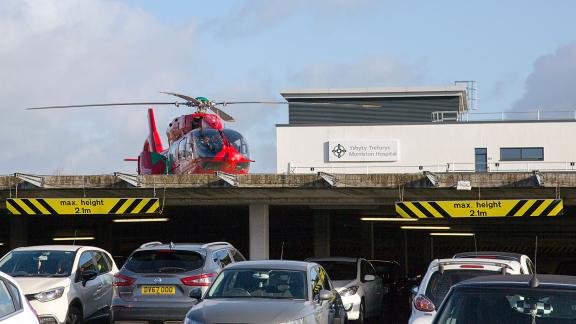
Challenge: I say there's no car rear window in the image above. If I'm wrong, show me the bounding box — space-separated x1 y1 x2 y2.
124 250 204 273
425 269 497 306
436 287 576 323
314 261 357 281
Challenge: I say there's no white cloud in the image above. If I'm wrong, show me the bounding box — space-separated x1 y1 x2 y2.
0 0 423 175
0 0 194 174
209 0 383 38
511 41 576 116
288 56 425 88
215 57 425 173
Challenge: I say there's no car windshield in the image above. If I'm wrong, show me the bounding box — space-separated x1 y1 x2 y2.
425 269 497 306
206 269 307 300
124 250 204 273
313 261 357 281
372 262 399 278
436 287 576 323
0 250 76 277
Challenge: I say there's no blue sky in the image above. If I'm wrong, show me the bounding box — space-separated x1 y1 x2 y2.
125 0 576 110
0 0 575 174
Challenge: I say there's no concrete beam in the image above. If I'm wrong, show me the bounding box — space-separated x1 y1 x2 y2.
249 204 269 260
2 172 575 191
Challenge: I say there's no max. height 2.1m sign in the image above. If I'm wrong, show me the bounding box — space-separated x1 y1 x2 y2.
328 140 399 162
396 199 563 218
6 198 159 215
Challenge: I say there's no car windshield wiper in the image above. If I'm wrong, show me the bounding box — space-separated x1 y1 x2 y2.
9 271 41 277
42 273 69 278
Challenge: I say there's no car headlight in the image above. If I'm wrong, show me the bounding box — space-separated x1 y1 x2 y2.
34 287 65 302
184 319 203 324
339 285 359 297
278 318 304 324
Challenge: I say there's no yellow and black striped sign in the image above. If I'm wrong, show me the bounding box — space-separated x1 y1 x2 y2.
396 199 563 218
6 198 159 215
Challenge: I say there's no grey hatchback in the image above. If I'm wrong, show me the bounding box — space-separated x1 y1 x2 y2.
184 260 348 324
110 241 245 324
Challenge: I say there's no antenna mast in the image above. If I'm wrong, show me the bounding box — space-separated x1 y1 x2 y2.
454 80 478 111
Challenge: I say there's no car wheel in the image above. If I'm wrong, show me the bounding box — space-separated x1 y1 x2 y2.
66 306 83 324
355 300 365 324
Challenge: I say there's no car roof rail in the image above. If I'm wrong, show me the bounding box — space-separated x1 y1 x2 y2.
201 242 232 249
139 241 163 248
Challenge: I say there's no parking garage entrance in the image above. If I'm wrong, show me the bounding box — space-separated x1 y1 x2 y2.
1 173 575 276
2 203 575 277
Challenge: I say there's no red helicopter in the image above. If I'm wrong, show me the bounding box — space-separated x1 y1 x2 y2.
27 92 382 175
138 93 254 175
28 92 262 175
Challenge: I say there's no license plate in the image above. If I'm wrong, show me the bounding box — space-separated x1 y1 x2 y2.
141 286 176 295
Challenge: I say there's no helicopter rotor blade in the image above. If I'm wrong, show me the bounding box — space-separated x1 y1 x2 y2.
25 102 181 110
160 92 202 106
208 106 235 122
215 101 383 108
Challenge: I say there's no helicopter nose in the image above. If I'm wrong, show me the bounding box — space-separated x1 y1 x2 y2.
229 152 242 162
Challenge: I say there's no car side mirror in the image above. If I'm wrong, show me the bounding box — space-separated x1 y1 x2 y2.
363 274 376 282
81 270 98 287
410 285 419 295
189 287 203 300
319 289 333 301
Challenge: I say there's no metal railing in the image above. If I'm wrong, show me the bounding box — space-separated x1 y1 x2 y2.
432 110 576 123
288 161 576 174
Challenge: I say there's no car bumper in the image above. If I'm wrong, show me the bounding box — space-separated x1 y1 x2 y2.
29 297 68 324
340 294 361 320
111 304 195 323
408 311 436 324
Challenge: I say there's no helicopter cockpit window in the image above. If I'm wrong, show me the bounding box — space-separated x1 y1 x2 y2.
223 129 250 158
169 142 178 164
178 138 187 160
192 129 224 158
186 135 194 159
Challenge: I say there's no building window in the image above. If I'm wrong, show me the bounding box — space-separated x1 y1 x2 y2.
475 148 487 172
500 147 544 161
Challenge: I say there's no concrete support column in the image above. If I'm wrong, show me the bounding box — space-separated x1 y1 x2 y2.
361 220 372 259
249 204 269 260
313 212 330 257
9 216 28 249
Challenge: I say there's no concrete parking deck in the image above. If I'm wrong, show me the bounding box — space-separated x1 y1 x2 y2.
2 172 575 263
0 172 574 206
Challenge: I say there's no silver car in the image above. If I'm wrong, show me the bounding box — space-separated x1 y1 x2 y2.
110 241 245 323
185 260 347 324
307 257 384 323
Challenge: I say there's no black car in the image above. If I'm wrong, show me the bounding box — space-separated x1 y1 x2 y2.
433 274 576 324
370 261 403 319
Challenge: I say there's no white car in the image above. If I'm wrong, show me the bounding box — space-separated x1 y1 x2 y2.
0 271 39 324
452 251 534 274
0 245 118 324
307 257 383 323
408 258 522 324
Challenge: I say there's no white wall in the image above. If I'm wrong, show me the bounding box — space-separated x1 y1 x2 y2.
276 121 576 174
